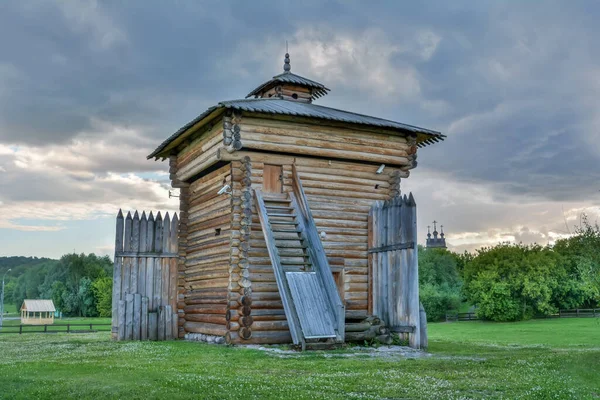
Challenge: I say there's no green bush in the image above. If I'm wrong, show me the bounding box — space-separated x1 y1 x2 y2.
420 283 461 321
92 277 113 317
418 247 462 321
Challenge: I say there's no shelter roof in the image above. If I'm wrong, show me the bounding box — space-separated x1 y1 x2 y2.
21 300 56 312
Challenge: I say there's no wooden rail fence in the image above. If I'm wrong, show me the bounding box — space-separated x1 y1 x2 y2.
0 323 111 334
112 210 179 341
446 308 600 322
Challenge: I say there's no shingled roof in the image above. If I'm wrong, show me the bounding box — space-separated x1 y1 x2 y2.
149 52 445 159
148 98 445 159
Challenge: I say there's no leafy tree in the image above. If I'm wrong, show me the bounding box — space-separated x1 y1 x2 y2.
552 215 600 308
51 281 66 312
418 246 462 321
463 243 563 321
78 277 98 317
92 277 113 317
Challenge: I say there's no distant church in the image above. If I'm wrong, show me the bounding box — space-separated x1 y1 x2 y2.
426 221 447 249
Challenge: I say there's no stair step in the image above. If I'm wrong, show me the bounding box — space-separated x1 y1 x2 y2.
270 220 299 225
275 244 308 249
278 252 308 258
268 213 296 218
281 261 312 266
272 228 302 233
266 206 293 211
264 197 291 203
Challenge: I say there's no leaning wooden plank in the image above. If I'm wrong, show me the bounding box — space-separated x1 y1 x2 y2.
133 294 141 340
125 294 134 340
117 300 126 341
158 306 166 341
112 210 124 339
169 257 177 313
141 296 149 340
419 302 428 349
132 211 140 252
165 305 173 340
148 312 158 341
146 257 154 311
153 258 162 311
161 258 169 307
406 193 421 349
172 313 178 340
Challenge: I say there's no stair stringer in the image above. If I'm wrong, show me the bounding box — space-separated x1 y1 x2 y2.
253 189 305 349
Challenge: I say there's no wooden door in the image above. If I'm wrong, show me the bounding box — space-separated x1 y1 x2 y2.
263 164 283 193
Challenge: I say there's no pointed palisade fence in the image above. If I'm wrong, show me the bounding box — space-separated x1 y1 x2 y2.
369 194 425 349
112 210 179 341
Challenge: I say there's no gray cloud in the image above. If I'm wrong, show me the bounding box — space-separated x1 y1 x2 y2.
1 0 600 252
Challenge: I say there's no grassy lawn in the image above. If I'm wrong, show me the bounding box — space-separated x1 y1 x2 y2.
3 303 17 314
0 318 598 399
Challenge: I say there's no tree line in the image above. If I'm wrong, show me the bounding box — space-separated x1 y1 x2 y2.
2 217 598 323
1 254 113 317
419 216 600 321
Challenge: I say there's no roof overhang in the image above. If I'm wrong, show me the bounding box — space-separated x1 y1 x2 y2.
148 99 445 160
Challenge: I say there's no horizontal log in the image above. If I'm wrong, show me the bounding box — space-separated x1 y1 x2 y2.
185 314 227 325
245 319 287 331
242 139 410 166
345 322 372 332
184 304 228 314
184 321 227 336
226 330 292 345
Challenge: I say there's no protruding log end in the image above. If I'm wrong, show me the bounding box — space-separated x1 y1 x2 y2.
239 327 252 340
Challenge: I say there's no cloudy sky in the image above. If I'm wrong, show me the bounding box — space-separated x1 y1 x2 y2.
1 0 599 258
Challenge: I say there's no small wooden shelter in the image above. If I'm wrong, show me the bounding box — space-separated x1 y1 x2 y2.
112 53 444 348
21 300 56 325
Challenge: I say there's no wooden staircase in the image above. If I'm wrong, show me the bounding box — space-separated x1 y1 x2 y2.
254 166 345 349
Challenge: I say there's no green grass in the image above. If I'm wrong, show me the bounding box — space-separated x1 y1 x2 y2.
3 303 17 314
429 317 600 348
0 318 598 399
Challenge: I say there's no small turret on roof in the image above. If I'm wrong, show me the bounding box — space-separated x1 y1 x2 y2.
246 52 330 103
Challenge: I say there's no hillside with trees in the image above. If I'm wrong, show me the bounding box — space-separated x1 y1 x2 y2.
1 254 113 317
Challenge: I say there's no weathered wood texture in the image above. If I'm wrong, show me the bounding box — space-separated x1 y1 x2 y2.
246 154 402 320
111 210 179 341
239 117 416 169
175 122 224 182
219 152 402 344
181 164 232 337
370 195 422 349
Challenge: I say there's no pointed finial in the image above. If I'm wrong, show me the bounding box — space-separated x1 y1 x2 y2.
427 226 431 238
440 225 445 238
283 47 291 72
433 220 437 232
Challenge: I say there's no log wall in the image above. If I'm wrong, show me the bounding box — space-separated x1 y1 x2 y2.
239 116 417 170
222 151 403 343
175 122 224 182
181 164 232 337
